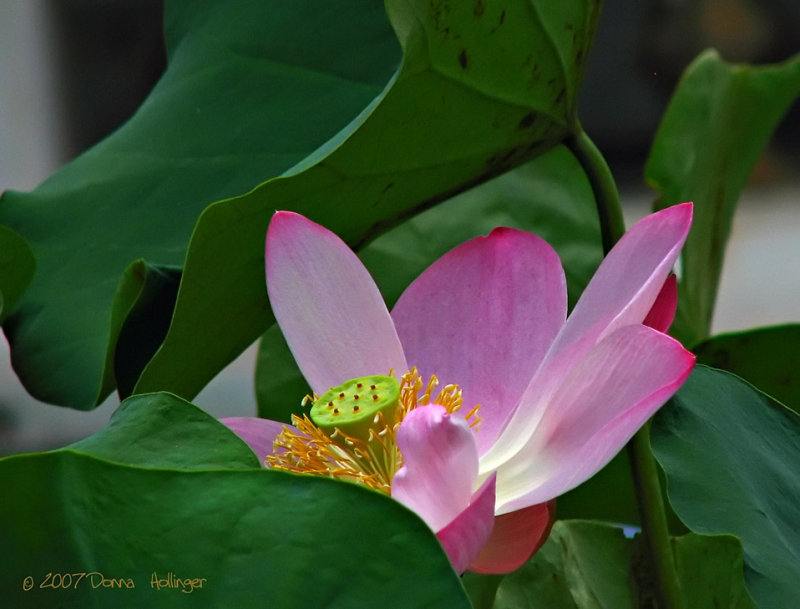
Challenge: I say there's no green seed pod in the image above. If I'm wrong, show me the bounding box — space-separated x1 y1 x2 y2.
310 375 400 442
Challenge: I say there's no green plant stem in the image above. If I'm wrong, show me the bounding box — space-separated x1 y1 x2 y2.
566 128 684 609
566 129 625 254
627 423 682 609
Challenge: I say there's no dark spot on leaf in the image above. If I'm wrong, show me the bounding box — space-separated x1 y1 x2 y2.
517 112 536 130
458 49 468 69
490 9 505 32
474 0 485 17
381 182 395 194
428 0 450 30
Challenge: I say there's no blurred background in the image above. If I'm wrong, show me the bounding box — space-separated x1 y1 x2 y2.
1 0 798 455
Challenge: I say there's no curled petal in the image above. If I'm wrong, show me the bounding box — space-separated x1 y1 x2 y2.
220 416 289 464
392 405 479 532
468 500 556 574
266 211 407 395
557 202 692 350
643 273 678 333
436 474 497 573
494 325 695 512
393 227 566 455
481 203 692 474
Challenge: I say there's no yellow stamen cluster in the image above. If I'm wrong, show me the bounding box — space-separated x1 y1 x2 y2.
267 368 481 493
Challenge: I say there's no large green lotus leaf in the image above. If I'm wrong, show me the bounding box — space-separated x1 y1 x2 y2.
646 51 800 347
2 0 601 410
1 453 469 608
255 145 602 422
133 0 602 402
0 0 401 409
694 324 800 414
651 365 800 609
469 520 753 609
492 521 635 609
67 391 259 470
671 534 755 609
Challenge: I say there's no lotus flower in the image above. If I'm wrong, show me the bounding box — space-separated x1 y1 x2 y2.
224 203 695 574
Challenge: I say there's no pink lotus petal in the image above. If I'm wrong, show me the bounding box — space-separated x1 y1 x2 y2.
481 203 692 472
494 325 695 512
643 273 678 332
220 416 289 464
265 211 407 395
468 500 556 574
558 202 691 350
392 227 566 454
436 474 497 573
391 405 479 532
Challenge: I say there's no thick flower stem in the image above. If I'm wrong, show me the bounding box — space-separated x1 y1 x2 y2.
566 128 684 609
627 423 682 609
565 129 626 254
